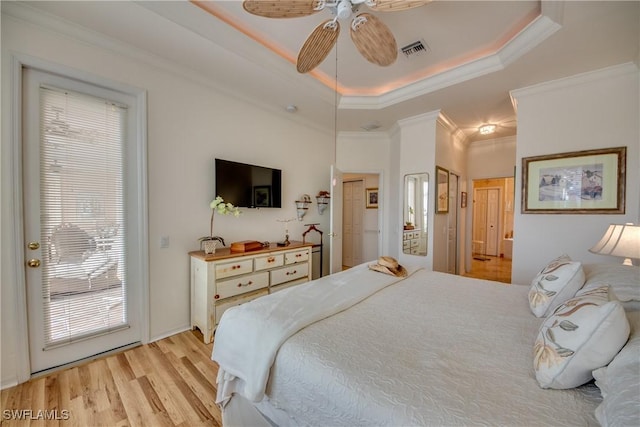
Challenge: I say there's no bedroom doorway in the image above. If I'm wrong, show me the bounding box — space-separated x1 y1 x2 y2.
339 172 380 270
469 177 514 283
21 67 144 375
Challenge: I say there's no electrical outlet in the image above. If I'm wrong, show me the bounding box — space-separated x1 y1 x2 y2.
160 236 170 249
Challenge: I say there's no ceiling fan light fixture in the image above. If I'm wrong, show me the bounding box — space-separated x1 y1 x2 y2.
479 124 497 135
336 0 353 19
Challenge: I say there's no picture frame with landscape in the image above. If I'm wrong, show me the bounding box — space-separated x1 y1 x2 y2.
521 146 626 214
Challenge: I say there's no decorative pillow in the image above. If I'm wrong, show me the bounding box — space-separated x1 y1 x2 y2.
529 255 585 317
533 286 630 389
592 311 640 426
582 263 640 303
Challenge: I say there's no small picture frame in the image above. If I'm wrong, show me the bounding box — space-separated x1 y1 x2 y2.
522 146 626 214
366 188 379 209
461 191 467 208
436 166 449 213
253 186 271 207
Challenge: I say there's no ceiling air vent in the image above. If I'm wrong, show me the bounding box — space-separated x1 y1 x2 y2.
400 40 429 59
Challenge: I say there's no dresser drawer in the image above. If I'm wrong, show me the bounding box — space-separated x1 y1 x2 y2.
285 249 309 265
271 262 309 286
215 288 268 325
215 258 253 279
216 271 269 300
403 240 410 249
254 254 284 271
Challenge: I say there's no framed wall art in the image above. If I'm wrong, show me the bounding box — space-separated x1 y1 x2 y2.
366 188 379 209
436 166 449 213
254 186 271 207
461 191 468 208
521 146 626 214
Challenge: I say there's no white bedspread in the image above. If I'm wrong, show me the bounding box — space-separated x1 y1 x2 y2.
260 269 602 426
213 263 416 405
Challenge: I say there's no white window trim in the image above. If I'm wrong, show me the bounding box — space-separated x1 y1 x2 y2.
7 54 149 383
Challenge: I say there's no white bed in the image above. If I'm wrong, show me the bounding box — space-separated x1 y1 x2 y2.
212 262 639 426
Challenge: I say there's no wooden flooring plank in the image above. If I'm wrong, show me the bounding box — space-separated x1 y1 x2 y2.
143 371 188 426
144 342 214 423
100 358 128 424
0 331 222 427
122 346 147 378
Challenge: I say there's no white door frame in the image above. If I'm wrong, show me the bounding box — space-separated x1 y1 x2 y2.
7 55 149 382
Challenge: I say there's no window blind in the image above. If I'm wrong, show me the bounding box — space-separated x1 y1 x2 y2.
40 85 128 348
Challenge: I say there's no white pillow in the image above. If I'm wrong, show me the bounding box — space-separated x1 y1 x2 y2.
582 263 640 303
592 311 640 426
533 286 630 389
529 255 585 317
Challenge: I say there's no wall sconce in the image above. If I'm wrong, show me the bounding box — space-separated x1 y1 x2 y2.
316 190 330 215
479 124 497 135
295 194 311 221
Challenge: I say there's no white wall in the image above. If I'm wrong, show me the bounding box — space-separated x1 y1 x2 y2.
466 136 517 179
337 132 390 261
511 63 639 284
396 112 439 270
1 9 333 387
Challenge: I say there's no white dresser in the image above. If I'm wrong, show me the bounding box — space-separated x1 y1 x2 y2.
403 229 421 254
189 241 313 343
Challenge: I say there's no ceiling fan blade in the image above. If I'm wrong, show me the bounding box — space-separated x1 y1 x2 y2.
367 0 432 12
243 0 323 18
350 13 397 66
297 20 340 73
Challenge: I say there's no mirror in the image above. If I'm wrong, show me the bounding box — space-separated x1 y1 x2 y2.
403 173 429 256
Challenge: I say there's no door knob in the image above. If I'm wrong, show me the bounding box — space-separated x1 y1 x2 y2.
27 259 41 268
28 242 40 250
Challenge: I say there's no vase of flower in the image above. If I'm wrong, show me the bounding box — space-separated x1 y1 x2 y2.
198 196 241 254
202 239 217 254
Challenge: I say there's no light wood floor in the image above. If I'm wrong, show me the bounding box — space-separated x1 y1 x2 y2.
464 255 512 283
0 330 222 427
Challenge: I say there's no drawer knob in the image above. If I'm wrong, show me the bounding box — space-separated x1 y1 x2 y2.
214 294 220 299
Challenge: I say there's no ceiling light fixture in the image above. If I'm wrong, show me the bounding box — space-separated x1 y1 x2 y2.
479 124 497 135
286 104 298 113
361 121 381 131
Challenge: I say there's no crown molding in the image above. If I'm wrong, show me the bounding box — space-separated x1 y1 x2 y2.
340 2 564 111
510 62 639 100
437 111 468 146
396 110 441 129
1 1 334 136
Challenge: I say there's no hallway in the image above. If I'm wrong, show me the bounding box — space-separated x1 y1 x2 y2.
464 256 512 284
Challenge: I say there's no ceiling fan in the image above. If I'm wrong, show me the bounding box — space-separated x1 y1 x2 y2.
242 0 432 73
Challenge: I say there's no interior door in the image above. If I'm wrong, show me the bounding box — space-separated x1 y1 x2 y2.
329 165 343 274
447 173 458 274
472 187 500 257
473 188 488 257
342 180 364 268
23 68 141 374
485 188 500 256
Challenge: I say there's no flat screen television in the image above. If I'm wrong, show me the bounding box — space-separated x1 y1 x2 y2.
215 158 282 208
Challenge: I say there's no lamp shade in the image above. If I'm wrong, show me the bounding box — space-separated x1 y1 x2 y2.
589 223 640 261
